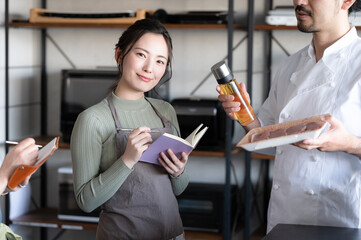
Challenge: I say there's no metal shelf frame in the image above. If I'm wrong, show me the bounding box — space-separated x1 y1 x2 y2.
4 1 240 240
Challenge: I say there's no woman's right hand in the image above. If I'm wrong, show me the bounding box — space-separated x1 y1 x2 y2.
122 127 153 169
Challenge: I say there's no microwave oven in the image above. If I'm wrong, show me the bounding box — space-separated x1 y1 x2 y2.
171 98 234 151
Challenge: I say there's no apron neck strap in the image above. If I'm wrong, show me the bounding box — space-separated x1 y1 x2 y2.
107 94 123 132
144 98 180 136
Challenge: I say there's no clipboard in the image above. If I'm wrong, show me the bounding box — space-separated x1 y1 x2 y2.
7 137 60 190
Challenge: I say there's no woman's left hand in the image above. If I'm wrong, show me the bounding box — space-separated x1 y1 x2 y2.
158 150 188 177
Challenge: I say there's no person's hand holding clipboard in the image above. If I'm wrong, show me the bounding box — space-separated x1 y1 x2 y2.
7 137 60 190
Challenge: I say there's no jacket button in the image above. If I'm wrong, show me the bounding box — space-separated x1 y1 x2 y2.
273 184 280 190
281 112 290 119
307 189 315 195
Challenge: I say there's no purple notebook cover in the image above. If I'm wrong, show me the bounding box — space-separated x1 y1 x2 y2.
139 134 194 165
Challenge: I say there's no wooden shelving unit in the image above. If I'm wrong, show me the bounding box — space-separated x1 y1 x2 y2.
5 2 280 240
6 4 243 239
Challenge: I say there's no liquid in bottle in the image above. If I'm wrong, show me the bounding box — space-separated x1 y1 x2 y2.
211 61 256 126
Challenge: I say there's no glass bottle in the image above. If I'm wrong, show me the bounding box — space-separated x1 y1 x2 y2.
211 61 256 126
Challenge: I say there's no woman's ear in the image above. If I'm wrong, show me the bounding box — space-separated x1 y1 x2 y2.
115 47 122 65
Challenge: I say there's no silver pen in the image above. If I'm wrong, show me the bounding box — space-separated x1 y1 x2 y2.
120 128 160 133
6 141 43 148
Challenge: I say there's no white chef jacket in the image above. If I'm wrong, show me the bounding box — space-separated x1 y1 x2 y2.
258 27 361 232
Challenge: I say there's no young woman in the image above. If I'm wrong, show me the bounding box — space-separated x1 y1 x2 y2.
70 19 189 240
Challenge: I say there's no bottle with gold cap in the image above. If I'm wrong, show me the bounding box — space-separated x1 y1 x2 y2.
211 61 256 126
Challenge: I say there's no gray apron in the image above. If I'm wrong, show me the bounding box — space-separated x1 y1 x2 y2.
96 95 184 240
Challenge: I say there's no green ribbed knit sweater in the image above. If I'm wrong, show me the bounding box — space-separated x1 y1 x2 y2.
70 92 189 213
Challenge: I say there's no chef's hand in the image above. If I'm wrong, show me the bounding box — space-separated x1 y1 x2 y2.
158 150 188 177
216 84 248 121
295 114 361 158
123 127 153 169
216 83 260 131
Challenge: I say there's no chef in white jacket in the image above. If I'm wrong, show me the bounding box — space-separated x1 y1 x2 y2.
217 0 361 233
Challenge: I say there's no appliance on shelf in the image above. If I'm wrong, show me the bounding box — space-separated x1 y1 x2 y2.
149 9 228 24
171 98 233 151
177 182 238 232
60 69 118 142
58 166 100 222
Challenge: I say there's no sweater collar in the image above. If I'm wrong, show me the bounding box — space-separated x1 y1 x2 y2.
111 92 148 110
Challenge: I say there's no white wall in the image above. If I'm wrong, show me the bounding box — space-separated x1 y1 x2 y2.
2 0 317 239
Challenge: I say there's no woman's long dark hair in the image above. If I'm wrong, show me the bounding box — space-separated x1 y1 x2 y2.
110 19 173 94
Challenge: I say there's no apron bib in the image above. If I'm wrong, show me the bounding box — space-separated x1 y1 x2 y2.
96 95 183 240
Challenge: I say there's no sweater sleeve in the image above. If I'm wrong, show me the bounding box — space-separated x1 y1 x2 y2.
170 168 189 196
70 110 133 213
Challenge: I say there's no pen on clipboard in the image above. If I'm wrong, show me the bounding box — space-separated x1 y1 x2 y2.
6 141 43 148
120 128 160 133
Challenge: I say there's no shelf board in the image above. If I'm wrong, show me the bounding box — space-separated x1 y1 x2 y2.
25 135 241 157
10 21 133 28
254 25 361 31
34 136 70 149
10 21 361 31
254 25 297 30
251 153 275 160
8 21 292 30
11 208 97 231
9 21 242 30
184 230 223 240
11 208 224 239
6 136 273 159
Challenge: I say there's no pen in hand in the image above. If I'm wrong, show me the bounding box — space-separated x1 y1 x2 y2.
120 128 160 133
6 141 43 148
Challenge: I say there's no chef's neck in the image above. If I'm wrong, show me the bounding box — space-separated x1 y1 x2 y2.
312 23 352 62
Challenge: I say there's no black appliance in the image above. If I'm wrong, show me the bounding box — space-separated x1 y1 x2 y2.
177 182 238 232
171 98 233 151
60 69 118 142
148 9 228 24
58 166 100 222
